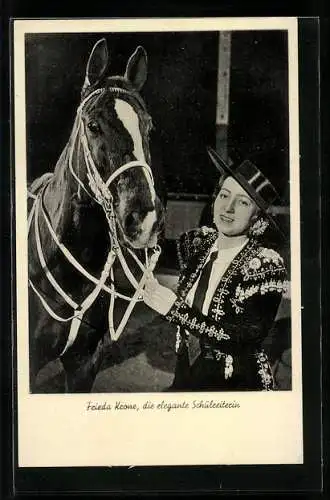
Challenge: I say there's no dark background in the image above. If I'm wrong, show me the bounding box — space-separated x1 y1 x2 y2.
25 30 289 202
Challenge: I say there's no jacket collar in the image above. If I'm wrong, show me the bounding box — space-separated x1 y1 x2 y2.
177 234 257 299
177 231 217 296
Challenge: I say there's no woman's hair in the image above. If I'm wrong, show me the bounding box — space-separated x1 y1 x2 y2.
212 173 228 200
213 173 260 214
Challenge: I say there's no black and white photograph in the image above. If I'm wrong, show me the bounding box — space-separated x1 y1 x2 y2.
14 17 304 468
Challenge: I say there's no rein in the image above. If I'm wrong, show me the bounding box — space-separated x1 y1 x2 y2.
28 86 161 356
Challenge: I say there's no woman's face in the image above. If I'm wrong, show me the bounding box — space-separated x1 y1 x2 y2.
213 176 258 236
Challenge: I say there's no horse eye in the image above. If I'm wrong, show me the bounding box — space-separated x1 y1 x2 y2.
87 120 100 134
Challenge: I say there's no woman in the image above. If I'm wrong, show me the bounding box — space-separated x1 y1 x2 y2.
143 147 289 391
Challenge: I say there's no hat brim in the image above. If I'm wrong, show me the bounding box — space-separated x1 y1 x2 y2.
206 146 285 239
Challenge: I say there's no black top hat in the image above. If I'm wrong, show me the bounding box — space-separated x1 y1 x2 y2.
206 146 288 237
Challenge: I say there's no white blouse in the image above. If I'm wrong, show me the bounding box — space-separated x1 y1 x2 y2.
185 238 249 315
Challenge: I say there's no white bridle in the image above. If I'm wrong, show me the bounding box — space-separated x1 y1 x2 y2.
28 87 161 356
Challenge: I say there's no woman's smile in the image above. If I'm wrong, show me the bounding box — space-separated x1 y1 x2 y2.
220 214 234 223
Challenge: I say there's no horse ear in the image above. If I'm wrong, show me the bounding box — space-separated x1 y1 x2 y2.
83 38 109 90
124 46 147 91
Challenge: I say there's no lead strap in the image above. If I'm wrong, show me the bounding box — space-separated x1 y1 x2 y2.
109 245 161 342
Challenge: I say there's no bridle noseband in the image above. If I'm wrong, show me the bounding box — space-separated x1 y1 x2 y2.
28 86 161 356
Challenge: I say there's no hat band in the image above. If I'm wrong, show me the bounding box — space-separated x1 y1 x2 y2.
235 172 269 212
236 160 279 210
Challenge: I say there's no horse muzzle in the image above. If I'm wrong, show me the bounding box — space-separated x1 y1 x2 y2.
119 195 164 249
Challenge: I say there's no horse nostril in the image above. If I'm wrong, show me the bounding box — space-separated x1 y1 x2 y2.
145 205 155 213
125 211 140 231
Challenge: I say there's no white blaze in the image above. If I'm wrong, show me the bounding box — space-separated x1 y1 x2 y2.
115 98 157 244
114 99 156 203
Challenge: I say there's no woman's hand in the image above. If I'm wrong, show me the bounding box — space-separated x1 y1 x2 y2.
143 273 177 316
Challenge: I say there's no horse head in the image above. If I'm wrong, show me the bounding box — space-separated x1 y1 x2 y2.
71 38 164 250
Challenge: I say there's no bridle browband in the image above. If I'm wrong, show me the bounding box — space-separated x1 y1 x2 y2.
28 86 161 356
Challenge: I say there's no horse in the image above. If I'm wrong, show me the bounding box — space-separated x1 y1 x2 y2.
27 38 165 393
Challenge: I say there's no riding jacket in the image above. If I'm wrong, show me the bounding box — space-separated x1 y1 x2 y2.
165 226 289 391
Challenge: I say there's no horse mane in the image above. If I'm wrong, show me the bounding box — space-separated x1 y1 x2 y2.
28 172 53 195
44 144 75 236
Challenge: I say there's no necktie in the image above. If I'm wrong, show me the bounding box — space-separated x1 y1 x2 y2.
192 251 218 313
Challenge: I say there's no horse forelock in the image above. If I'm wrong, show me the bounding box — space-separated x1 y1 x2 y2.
104 76 146 103
81 76 147 111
